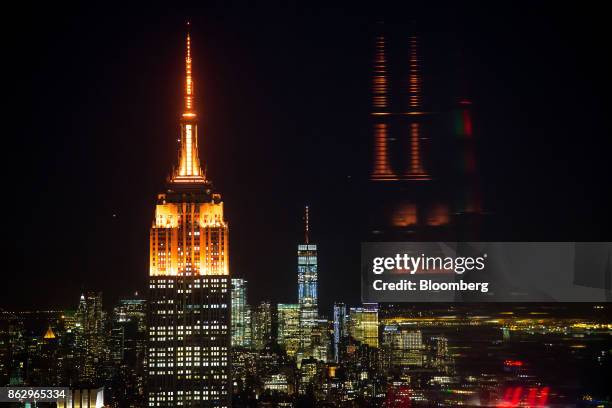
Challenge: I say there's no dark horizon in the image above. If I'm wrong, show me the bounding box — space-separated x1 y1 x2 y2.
4 3 612 312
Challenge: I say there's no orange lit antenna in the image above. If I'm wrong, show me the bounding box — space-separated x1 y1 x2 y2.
173 21 205 182
184 21 195 116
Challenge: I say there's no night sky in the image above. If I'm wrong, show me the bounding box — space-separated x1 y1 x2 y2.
4 3 611 313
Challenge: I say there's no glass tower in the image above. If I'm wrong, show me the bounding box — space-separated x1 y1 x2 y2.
277 304 300 356
231 279 250 348
297 206 318 352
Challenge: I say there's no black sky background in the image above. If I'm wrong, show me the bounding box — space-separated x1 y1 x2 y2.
3 3 611 313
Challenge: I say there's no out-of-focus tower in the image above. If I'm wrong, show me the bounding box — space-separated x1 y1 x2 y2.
297 206 318 354
368 23 452 240
452 97 484 240
449 40 486 240
403 36 429 180
370 35 396 181
370 32 430 182
147 24 231 408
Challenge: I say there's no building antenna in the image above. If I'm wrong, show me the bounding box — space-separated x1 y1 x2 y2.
304 205 310 244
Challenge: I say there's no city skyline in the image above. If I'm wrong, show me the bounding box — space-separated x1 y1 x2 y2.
5 5 612 313
2 5 611 407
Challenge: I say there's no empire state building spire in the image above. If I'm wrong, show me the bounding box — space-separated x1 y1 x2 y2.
174 22 205 182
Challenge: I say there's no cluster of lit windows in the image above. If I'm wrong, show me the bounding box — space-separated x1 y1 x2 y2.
151 206 228 276
154 309 175 315
150 283 175 289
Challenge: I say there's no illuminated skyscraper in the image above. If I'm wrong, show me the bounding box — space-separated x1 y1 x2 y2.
0 312 22 386
114 298 147 331
251 301 272 351
82 292 105 384
348 304 379 348
277 303 300 356
231 279 251 348
147 25 231 408
298 206 318 353
309 318 330 363
332 302 347 362
113 297 147 403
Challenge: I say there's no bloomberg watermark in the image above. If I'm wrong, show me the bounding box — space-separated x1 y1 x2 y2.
361 242 612 302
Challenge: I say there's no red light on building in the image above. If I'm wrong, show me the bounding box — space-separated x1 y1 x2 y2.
504 359 524 367
497 386 550 407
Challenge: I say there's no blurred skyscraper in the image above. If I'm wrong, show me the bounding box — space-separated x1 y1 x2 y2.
366 23 485 241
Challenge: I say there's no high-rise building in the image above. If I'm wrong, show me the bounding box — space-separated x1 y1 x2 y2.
348 304 379 348
310 318 330 363
110 326 124 364
112 297 147 404
0 311 23 386
298 206 318 353
332 302 347 362
277 303 300 356
251 301 272 351
147 25 231 408
298 357 319 395
82 292 106 384
113 298 147 333
62 310 78 333
231 279 251 348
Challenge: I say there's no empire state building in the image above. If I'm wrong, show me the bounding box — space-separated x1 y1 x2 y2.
147 27 231 407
